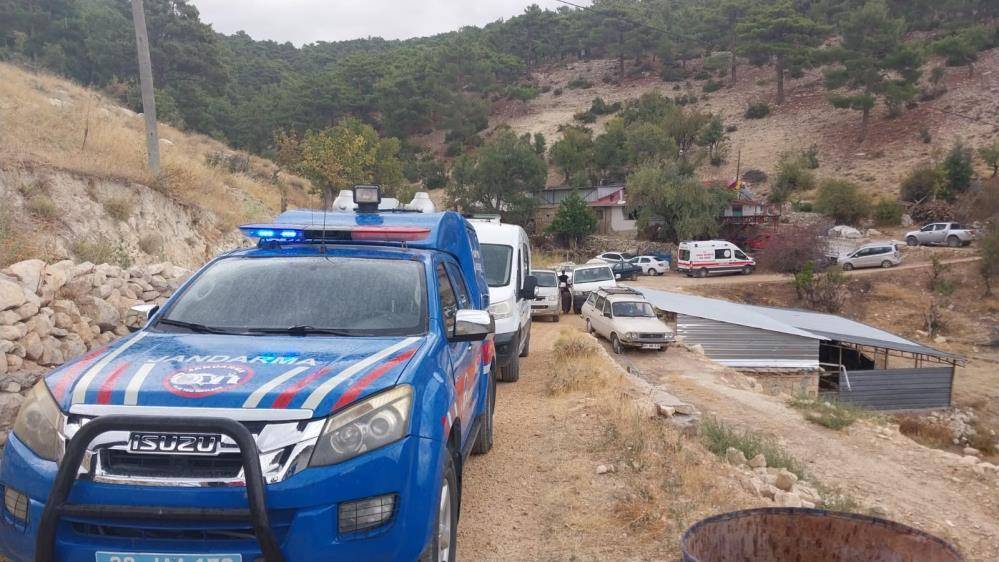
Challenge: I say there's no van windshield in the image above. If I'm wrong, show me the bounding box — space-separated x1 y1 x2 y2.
158 256 427 336
533 271 558 287
573 267 612 283
480 244 513 287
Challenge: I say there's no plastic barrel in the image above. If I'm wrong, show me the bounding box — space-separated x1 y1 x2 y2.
681 508 963 562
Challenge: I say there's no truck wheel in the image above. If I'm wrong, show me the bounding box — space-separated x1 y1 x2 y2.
421 453 458 562
842 263 854 271
499 356 520 382
741 266 753 275
611 334 623 355
696 268 708 278
881 260 893 268
553 313 560 323
472 373 494 455
947 235 960 248
906 236 919 247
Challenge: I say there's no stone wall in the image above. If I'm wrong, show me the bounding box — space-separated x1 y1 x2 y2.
0 259 190 439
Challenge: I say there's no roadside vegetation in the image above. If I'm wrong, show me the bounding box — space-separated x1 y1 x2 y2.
788 396 871 430
700 416 806 479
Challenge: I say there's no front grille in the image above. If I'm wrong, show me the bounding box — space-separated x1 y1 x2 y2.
72 522 258 541
638 333 666 340
102 449 244 479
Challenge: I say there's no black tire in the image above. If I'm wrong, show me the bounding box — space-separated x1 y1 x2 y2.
611 334 623 355
880 260 893 268
499 355 520 382
947 235 960 248
696 268 708 278
573 302 582 314
906 236 919 247
741 266 753 275
471 372 494 455
842 263 854 271
519 327 530 358
421 452 459 562
554 314 560 323
585 319 593 334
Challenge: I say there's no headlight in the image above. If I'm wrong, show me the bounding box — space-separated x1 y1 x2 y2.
309 385 413 467
546 294 558 302
12 382 65 462
625 332 636 340
488 297 515 319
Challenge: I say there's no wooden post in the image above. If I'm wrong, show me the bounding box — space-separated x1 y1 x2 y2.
131 0 160 174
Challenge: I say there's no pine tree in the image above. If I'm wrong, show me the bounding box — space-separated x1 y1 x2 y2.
736 0 825 105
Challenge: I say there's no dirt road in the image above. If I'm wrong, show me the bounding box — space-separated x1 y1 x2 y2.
628 256 981 292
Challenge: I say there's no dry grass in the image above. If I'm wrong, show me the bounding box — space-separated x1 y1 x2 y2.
895 414 954 450
788 396 871 430
102 194 134 222
0 62 313 234
546 329 754 546
700 416 807 479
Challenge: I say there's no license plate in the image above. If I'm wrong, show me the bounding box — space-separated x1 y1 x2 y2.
641 344 662 350
127 432 221 455
96 553 241 562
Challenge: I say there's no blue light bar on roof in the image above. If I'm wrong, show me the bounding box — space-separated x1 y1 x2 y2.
239 226 303 241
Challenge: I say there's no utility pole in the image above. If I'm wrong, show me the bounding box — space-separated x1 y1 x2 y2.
131 0 160 174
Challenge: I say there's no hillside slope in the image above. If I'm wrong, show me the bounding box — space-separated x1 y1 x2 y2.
0 63 313 269
497 50 999 196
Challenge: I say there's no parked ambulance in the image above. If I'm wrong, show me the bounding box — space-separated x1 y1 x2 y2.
676 240 755 277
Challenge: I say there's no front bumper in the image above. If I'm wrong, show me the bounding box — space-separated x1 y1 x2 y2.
0 430 442 562
530 300 560 317
619 336 675 348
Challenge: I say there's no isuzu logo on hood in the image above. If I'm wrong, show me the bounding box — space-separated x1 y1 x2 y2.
164 364 253 398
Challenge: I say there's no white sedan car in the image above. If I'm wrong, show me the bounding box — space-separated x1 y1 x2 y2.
630 255 669 275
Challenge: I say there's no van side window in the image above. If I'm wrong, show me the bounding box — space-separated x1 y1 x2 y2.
436 264 458 334
680 249 690 261
715 249 732 259
734 250 748 260
444 262 471 309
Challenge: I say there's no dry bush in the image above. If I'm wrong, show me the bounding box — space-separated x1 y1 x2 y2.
788 397 867 430
966 419 997 455
0 208 49 266
26 194 58 219
102 194 134 222
138 233 164 256
70 237 131 268
895 414 953 449
756 224 828 274
548 330 603 395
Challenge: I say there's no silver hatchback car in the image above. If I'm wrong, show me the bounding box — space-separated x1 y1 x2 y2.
838 242 902 271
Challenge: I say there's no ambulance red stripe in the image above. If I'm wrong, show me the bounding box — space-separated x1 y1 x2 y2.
332 349 417 411
96 362 132 405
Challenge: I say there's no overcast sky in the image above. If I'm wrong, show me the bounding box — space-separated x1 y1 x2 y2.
190 0 579 46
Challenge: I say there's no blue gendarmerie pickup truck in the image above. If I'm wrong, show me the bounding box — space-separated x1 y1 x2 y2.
0 185 510 562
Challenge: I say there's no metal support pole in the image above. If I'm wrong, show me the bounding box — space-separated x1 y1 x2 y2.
131 0 160 174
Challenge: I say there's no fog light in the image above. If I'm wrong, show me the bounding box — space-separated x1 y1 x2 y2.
338 494 396 534
4 487 28 523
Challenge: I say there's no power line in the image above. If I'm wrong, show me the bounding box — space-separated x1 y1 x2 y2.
552 0 674 38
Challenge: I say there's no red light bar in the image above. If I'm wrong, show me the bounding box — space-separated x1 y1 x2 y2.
350 226 431 242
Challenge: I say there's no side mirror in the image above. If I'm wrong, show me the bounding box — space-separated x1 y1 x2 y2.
452 309 494 342
519 275 538 300
125 303 159 332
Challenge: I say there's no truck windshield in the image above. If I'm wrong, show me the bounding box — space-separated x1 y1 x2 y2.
159 257 427 336
612 301 656 318
533 271 557 287
573 267 612 283
480 244 513 287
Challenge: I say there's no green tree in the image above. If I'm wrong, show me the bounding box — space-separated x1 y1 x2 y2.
547 191 598 248
736 0 825 105
815 178 871 224
549 126 595 187
697 115 728 165
899 163 944 203
447 128 547 215
770 153 817 204
939 140 974 201
978 140 999 178
627 161 733 243
823 0 923 140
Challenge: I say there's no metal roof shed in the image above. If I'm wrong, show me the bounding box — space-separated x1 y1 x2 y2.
639 288 962 410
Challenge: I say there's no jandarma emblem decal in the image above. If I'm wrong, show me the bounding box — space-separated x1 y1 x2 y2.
164 364 253 397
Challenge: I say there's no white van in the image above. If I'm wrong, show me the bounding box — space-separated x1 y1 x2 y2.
469 217 536 382
676 240 755 278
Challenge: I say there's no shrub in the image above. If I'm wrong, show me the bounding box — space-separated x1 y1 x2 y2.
567 77 593 90
103 195 134 222
872 199 904 226
801 144 820 169
791 200 814 212
27 194 58 219
660 66 689 82
70 237 132 268
794 262 847 313
770 153 817 204
919 127 932 144
725 124 738 133
138 233 164 256
895 414 953 449
756 225 827 274
444 143 463 157
700 417 806 479
900 164 944 203
789 397 866 430
505 84 541 102
702 79 723 93
693 70 712 81
589 97 622 115
18 177 51 198
573 110 597 123
552 87 563 96
939 140 974 201
815 179 871 224
745 101 770 119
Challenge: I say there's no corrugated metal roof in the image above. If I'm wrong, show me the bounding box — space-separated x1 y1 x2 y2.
639 288 959 362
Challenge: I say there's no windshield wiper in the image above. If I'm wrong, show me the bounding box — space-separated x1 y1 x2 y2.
157 318 233 334
246 326 355 336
